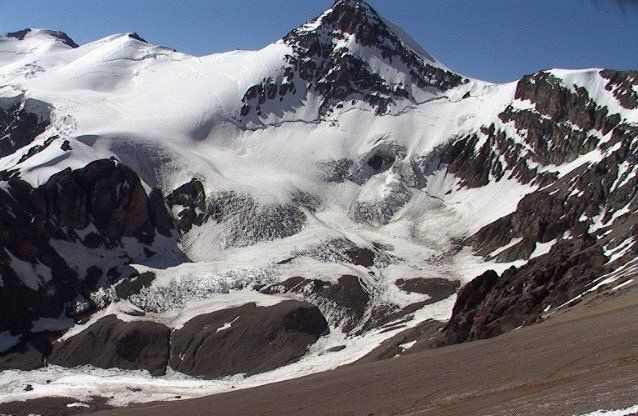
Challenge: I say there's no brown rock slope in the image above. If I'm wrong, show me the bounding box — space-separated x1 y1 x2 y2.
48 316 171 376
82 285 638 416
169 301 329 379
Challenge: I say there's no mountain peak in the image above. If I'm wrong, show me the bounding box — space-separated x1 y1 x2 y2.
284 0 447 70
324 0 390 42
293 0 401 51
238 0 466 122
4 28 79 48
329 0 383 24
238 0 465 120
330 0 375 12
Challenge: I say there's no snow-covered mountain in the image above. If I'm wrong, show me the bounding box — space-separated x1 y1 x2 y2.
1 0 637 406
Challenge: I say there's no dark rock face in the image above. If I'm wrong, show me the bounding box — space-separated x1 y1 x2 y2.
436 71 622 189
0 332 59 371
17 135 58 164
0 345 46 371
438 270 499 345
5 29 32 40
27 301 328 378
262 275 369 332
440 236 608 345
513 72 620 137
436 124 638 346
470 122 638 263
240 0 465 120
169 301 328 379
51 31 80 48
127 33 147 43
395 278 460 301
33 159 157 246
0 184 79 337
165 179 206 234
342 245 376 267
147 189 175 238
49 315 171 376
0 96 51 159
428 70 638 346
600 69 638 109
114 272 156 299
0 159 177 366
424 71 637 264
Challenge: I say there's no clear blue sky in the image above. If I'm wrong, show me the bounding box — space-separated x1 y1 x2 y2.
1 0 636 83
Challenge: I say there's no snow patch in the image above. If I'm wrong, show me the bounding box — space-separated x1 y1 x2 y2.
575 404 638 416
530 239 557 259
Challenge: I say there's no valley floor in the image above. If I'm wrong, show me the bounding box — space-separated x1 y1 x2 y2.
3 285 637 416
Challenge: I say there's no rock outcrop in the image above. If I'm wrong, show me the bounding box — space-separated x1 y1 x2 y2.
33 159 158 245
440 236 609 345
0 95 51 159
435 71 623 189
165 179 206 234
6 28 79 47
395 278 460 301
261 275 369 332
49 315 171 376
169 301 328 378
7 301 329 379
0 159 177 363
